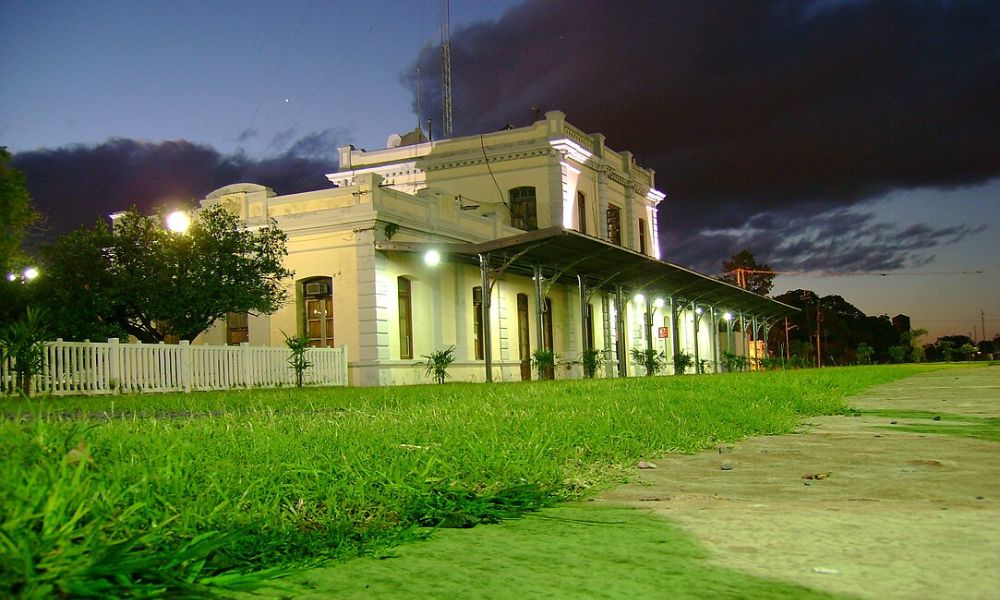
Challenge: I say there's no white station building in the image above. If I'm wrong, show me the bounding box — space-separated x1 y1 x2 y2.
193 111 792 386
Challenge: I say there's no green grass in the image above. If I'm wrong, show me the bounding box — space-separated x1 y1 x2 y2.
862 408 1000 442
266 504 851 599
0 365 928 597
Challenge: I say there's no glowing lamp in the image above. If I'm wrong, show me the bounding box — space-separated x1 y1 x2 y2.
424 249 441 266
723 312 733 321
654 298 664 308
166 211 191 233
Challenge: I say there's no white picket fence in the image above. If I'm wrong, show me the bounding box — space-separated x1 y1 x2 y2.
1 338 348 396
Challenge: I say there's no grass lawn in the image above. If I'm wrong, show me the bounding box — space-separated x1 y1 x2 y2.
0 365 931 597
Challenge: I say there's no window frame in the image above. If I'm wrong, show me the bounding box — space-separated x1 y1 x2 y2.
509 186 538 231
607 205 622 246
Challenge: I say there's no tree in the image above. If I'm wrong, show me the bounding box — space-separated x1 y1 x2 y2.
40 205 292 342
720 249 775 296
0 147 38 275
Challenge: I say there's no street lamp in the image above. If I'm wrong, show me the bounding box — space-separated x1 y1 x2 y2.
165 211 191 233
23 267 39 281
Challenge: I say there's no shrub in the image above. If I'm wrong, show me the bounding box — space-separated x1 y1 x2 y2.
630 347 665 376
672 350 693 375
0 307 49 396
531 349 557 380
580 349 605 379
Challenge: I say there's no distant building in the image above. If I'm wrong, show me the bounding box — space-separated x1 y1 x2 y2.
161 111 795 385
892 314 911 334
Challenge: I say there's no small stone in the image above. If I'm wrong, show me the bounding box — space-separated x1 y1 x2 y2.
637 460 657 469
976 496 985 500
890 420 898 424
721 462 733 471
932 415 942 421
874 434 882 438
812 567 840 575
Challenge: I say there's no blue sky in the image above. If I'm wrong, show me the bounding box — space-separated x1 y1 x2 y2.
2 0 997 342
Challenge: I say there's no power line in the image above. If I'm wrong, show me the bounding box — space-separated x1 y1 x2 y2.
723 267 998 279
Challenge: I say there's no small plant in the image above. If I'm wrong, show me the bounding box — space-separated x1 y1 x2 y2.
423 346 456 384
672 350 693 375
580 348 605 379
630 347 665 376
0 307 49 396
531 349 557 380
284 333 313 387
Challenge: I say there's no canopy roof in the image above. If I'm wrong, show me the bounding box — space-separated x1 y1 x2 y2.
376 226 796 319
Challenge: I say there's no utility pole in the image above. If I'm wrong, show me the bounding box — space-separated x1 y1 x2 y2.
981 310 987 342
816 300 823 368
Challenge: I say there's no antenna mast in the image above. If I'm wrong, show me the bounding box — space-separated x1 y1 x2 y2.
440 0 453 138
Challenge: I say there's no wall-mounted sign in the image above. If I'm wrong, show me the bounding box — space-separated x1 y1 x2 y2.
657 327 669 339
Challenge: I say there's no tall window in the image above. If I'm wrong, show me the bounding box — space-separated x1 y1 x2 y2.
302 276 334 347
473 286 484 360
607 205 622 246
397 277 413 359
517 293 531 381
509 186 537 231
226 312 249 345
583 303 595 351
577 191 587 235
638 218 647 255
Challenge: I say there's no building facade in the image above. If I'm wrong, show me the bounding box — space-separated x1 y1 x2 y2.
195 111 792 385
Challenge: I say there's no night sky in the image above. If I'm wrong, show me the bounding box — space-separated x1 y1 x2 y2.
2 0 997 341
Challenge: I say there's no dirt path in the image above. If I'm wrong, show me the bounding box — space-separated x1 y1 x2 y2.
600 366 1000 600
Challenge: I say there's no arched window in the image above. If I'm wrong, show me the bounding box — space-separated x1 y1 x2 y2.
301 276 334 347
509 186 537 231
398 276 413 359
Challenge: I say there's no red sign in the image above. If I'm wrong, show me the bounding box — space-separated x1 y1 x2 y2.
657 327 669 339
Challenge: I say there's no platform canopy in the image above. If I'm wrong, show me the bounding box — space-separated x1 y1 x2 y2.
377 226 796 319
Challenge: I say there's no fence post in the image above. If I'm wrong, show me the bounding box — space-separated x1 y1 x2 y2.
108 338 121 395
241 342 252 388
180 340 192 393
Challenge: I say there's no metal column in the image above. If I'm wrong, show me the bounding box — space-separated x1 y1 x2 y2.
691 302 701 374
615 286 627 378
670 298 681 374
533 265 545 357
478 254 493 382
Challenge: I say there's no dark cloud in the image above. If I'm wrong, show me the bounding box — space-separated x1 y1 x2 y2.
408 0 999 271
688 207 987 272
13 134 341 241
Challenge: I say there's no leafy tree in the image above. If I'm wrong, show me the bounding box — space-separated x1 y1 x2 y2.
720 249 775 296
0 147 38 275
902 328 927 362
855 342 874 365
40 205 292 343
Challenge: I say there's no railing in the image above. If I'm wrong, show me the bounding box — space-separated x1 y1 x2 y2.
1 338 348 396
